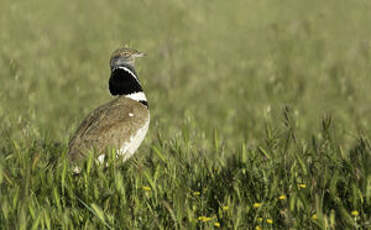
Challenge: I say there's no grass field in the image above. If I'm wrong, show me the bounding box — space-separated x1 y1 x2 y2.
1 0 371 229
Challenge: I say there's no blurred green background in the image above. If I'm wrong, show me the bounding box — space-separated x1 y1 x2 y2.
1 1 371 228
1 0 371 149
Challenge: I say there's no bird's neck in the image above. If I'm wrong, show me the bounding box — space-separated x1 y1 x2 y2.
109 64 148 107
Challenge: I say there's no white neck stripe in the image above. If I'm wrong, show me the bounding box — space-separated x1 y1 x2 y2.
126 91 147 102
116 66 138 80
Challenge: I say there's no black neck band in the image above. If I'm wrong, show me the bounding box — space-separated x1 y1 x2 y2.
109 66 143 96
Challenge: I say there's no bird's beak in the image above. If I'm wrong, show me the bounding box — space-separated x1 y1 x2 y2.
135 52 146 58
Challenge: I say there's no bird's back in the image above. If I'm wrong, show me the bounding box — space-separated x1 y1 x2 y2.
68 96 150 162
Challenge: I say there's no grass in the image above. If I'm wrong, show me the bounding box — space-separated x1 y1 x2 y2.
0 0 371 229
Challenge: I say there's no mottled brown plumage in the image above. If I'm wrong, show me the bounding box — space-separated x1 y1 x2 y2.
68 96 149 162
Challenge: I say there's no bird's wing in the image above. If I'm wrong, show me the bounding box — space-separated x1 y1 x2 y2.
68 97 148 161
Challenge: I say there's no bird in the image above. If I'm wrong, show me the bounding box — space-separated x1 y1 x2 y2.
68 47 150 172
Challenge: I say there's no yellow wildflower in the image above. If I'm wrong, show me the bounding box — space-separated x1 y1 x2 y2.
255 226 262 230
351 210 359 216
257 217 263 222
193 191 200 196
198 216 213 222
214 222 220 228
312 214 318 220
266 219 273 224
298 184 306 189
142 186 151 191
253 203 262 208
279 195 287 200
222 206 229 211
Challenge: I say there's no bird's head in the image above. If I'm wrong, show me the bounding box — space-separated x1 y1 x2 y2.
110 47 145 70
